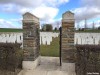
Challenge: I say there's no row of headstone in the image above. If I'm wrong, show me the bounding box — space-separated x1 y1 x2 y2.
75 33 100 45
0 32 100 45
40 32 59 45
0 33 22 43
0 32 59 45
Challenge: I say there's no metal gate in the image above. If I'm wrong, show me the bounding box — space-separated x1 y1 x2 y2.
59 27 62 66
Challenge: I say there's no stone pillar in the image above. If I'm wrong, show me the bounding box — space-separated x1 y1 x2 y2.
61 11 76 72
22 12 40 70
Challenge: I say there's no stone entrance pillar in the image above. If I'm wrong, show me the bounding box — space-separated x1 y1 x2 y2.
61 11 76 72
22 12 40 70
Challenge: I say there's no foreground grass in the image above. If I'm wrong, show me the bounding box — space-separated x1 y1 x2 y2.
40 37 59 57
0 28 23 32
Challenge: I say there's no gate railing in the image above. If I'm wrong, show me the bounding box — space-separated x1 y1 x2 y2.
59 27 62 66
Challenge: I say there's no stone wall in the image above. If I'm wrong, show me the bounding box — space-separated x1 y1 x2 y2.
22 12 40 61
61 11 76 63
23 12 39 23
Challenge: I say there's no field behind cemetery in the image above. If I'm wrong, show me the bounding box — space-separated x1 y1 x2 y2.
0 28 23 32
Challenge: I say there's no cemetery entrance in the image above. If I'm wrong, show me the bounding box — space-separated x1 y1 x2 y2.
0 11 76 75
39 27 61 67
22 11 76 73
22 12 62 70
40 32 60 58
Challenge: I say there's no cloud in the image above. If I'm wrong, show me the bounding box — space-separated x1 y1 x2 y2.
44 0 69 7
73 0 100 22
74 7 100 21
0 0 69 7
0 4 19 13
15 5 59 23
50 18 62 29
0 0 69 28
0 0 42 8
0 19 22 28
0 0 69 13
81 0 100 7
32 5 59 22
0 19 16 28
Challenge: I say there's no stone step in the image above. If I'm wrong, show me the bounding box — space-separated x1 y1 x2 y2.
18 70 76 75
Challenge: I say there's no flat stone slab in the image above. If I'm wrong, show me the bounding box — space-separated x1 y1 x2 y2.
18 70 76 75
36 56 60 71
18 56 76 75
47 71 76 75
18 70 47 75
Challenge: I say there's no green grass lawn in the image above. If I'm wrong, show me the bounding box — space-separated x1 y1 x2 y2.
0 28 23 32
40 37 60 57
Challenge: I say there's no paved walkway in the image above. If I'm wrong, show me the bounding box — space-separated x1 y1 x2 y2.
18 57 76 75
